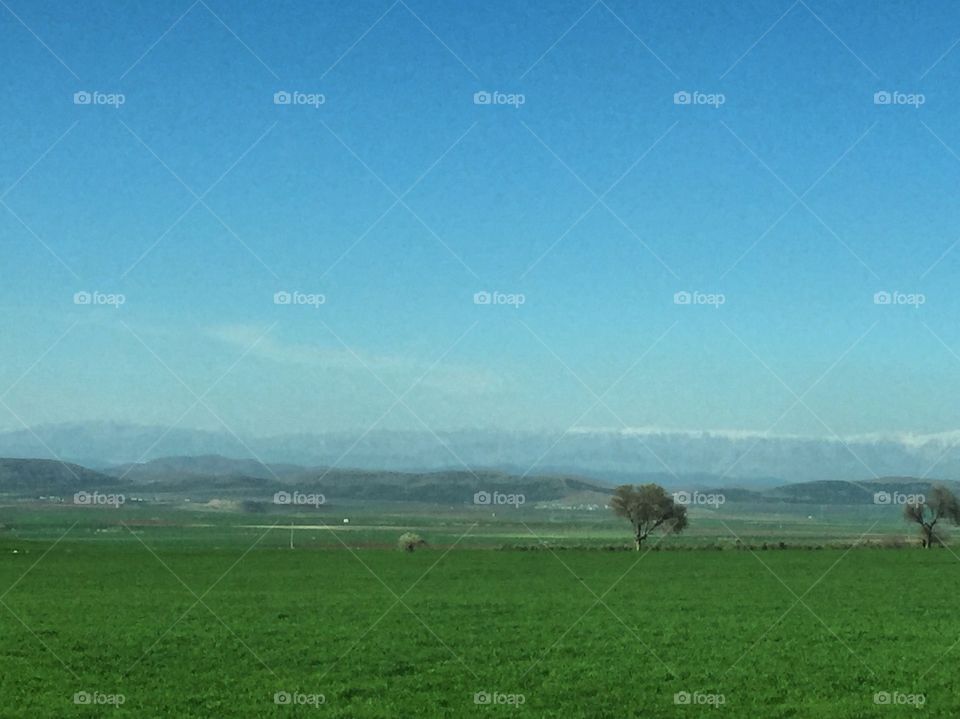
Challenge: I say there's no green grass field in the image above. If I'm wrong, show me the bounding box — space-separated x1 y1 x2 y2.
0 505 952 717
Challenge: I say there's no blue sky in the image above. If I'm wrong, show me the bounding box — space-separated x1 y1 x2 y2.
2 0 960 438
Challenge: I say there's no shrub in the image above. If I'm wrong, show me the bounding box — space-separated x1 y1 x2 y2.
398 532 426 552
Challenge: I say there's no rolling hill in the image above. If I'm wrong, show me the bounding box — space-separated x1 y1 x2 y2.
0 458 126 495
0 455 955 508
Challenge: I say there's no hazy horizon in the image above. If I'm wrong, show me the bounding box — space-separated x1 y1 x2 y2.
3 419 960 484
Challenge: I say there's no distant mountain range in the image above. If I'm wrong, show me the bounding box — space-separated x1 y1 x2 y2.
0 454 955 507
0 421 958 485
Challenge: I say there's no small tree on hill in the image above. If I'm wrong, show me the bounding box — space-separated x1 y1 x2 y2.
904 485 960 548
610 483 688 551
398 532 426 552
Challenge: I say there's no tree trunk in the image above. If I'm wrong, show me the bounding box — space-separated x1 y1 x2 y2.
634 529 643 551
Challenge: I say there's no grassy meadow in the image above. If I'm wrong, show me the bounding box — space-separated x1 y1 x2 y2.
0 503 952 716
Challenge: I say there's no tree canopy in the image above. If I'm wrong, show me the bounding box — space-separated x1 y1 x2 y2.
904 485 960 548
610 483 688 550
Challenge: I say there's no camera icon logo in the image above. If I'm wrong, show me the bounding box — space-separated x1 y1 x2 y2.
474 691 491 704
274 691 292 705
873 291 891 305
274 91 292 105
473 91 492 105
73 91 92 105
873 91 892 105
73 691 92 705
874 491 891 505
74 291 92 305
274 291 292 305
473 291 492 305
273 491 291 505
673 290 692 305
673 491 691 505
474 491 491 505
673 91 691 105
674 691 691 705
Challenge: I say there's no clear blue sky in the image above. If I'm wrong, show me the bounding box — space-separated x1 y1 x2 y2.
2 0 960 438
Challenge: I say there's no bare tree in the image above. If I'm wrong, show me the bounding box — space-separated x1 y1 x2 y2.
610 484 688 551
904 485 960 548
